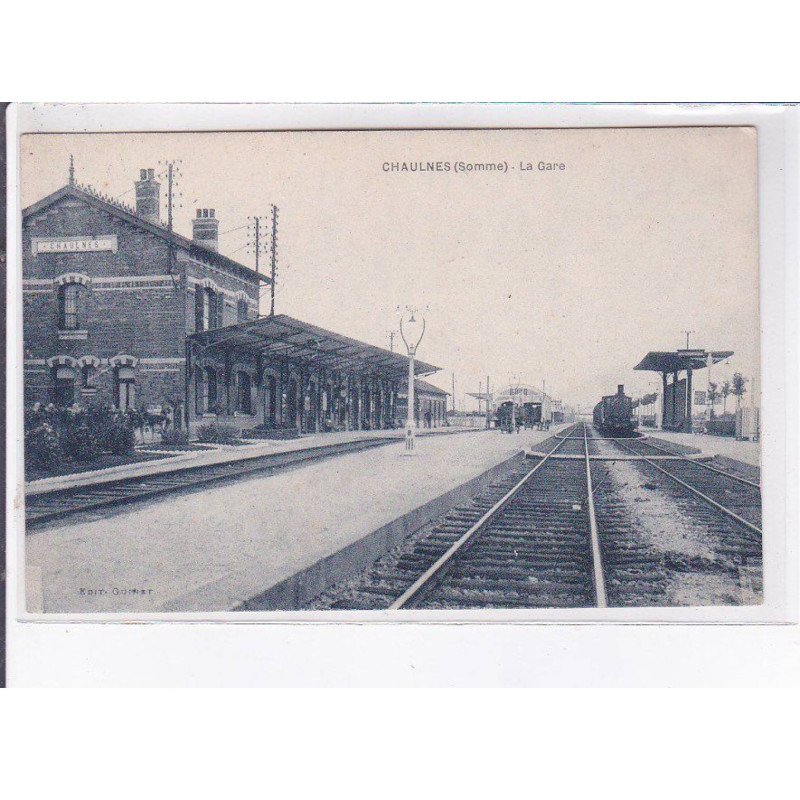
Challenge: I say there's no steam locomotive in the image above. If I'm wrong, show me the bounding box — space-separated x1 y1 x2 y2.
495 401 518 432
593 384 637 436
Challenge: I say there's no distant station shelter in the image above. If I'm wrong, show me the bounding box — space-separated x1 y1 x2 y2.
634 349 733 432
495 384 553 423
189 314 440 434
470 384 571 426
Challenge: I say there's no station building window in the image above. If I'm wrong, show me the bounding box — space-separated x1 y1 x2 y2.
53 365 76 406
236 371 252 414
115 366 136 411
195 287 221 332
58 283 82 330
237 299 248 323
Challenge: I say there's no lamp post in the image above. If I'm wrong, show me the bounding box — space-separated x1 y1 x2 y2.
400 309 426 454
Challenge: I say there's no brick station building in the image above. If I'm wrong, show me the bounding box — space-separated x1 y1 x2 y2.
22 167 440 434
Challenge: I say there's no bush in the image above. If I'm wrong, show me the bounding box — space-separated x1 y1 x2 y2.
104 417 136 455
24 402 138 472
60 407 104 461
160 427 190 446
197 423 241 444
24 410 61 472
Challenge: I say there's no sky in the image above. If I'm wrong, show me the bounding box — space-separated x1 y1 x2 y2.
20 127 760 411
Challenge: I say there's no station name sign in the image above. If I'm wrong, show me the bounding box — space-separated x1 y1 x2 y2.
32 236 118 255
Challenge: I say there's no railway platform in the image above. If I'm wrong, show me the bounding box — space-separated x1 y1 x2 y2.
25 425 470 496
643 429 760 469
25 424 572 614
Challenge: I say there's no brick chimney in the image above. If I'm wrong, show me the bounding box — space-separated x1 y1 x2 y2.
135 168 160 224
192 208 219 252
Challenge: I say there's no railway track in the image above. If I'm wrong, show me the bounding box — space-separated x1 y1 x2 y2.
25 436 401 529
311 422 762 609
588 429 762 606
313 423 607 609
606 436 761 531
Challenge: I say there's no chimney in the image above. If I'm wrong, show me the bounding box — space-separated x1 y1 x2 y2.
192 208 219 252
618 384 625 395
135 168 160 223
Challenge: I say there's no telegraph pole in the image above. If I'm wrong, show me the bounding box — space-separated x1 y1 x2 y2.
682 329 695 349
451 372 456 413
159 159 182 285
270 204 279 316
387 330 396 352
167 163 174 231
247 216 268 267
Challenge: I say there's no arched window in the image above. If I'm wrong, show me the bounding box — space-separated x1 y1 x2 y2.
59 283 82 330
205 367 218 411
53 365 76 406
195 286 219 332
237 371 252 414
203 288 214 331
115 366 136 411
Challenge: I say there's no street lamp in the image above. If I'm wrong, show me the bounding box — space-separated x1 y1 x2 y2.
399 308 426 454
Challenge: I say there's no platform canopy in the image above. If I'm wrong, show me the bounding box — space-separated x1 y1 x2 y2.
633 349 734 373
190 313 440 378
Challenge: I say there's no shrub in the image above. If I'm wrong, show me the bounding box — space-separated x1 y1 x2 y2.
160 427 190 446
197 423 241 444
104 417 136 455
24 411 61 472
24 402 138 471
59 408 104 461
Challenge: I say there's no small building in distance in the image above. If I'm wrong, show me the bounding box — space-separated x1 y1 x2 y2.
395 379 449 428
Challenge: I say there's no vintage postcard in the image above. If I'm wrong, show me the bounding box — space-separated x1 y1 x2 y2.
10 118 776 619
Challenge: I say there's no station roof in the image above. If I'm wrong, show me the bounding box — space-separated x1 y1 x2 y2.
190 314 440 378
634 349 734 373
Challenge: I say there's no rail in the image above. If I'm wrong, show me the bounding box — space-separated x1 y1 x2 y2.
582 423 608 607
612 438 762 536
391 423 608 610
636 437 760 488
390 425 578 609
